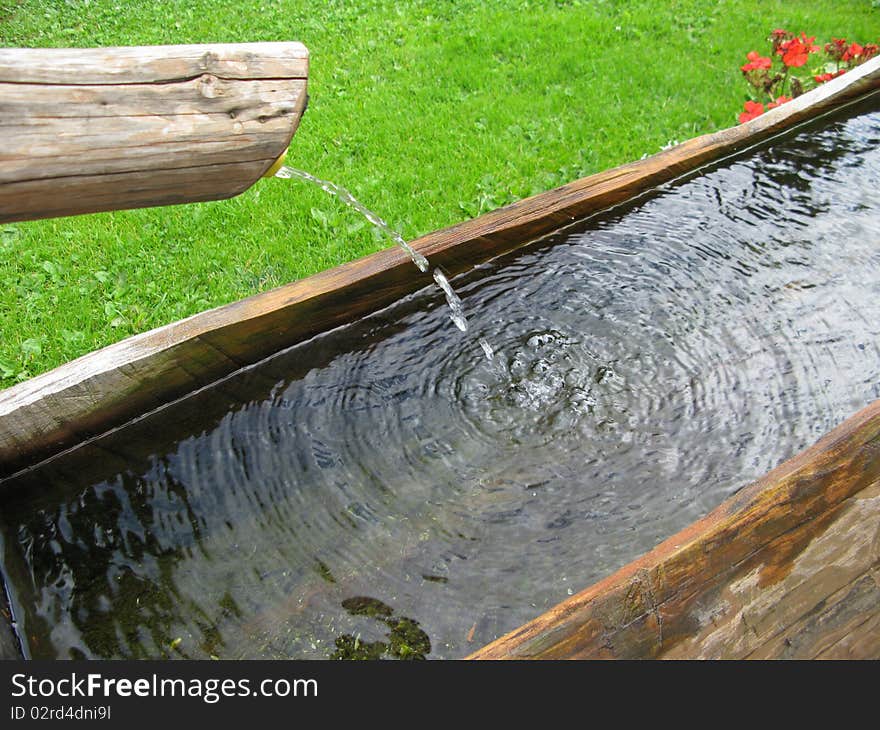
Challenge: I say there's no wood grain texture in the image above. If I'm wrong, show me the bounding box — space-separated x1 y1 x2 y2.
468 400 880 659
0 42 308 222
0 56 878 479
0 42 308 84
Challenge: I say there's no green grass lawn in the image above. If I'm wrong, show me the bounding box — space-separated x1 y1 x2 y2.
1 0 877 387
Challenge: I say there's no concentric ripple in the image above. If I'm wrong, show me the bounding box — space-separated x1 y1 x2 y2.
2 99 880 660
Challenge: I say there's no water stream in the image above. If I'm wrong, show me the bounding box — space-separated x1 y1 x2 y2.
275 165 473 335
1 99 878 660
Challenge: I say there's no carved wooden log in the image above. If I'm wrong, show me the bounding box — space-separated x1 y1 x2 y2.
0 56 878 482
468 399 880 659
0 42 308 223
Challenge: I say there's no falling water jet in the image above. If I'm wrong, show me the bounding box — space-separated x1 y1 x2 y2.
276 165 502 358
432 269 468 332
275 166 429 273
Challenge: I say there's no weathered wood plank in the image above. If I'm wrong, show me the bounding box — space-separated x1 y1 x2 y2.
812 597 880 659
747 568 880 659
468 401 880 659
0 42 308 84
0 43 308 222
660 484 880 659
0 56 877 479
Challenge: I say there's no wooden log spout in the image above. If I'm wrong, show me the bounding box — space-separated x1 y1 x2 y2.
0 42 309 223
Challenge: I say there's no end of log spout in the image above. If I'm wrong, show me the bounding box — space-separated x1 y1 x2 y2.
262 147 289 179
0 41 309 223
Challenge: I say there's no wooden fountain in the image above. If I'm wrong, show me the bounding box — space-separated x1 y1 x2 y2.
0 45 878 660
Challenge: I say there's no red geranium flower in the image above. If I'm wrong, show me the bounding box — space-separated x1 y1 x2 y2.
779 33 819 67
842 42 864 63
766 95 792 110
815 69 848 83
769 28 793 54
741 50 772 72
781 43 809 67
738 100 765 124
825 37 849 62
738 30 873 126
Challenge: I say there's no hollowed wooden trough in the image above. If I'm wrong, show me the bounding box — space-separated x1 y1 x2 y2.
1 49 879 660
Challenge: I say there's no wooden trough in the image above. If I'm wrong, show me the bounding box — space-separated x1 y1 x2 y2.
1 49 879 660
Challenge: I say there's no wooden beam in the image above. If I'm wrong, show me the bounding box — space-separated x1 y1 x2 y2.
0 42 308 223
0 56 878 478
468 399 880 659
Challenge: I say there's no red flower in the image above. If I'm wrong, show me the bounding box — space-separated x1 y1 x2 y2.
781 44 809 67
738 31 874 125
825 37 849 62
842 42 864 63
738 100 765 124
741 50 772 72
815 69 848 83
766 95 792 110
799 33 818 46
769 28 793 54
778 33 819 67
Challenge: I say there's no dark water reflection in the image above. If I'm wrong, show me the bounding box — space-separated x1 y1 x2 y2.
2 100 879 659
